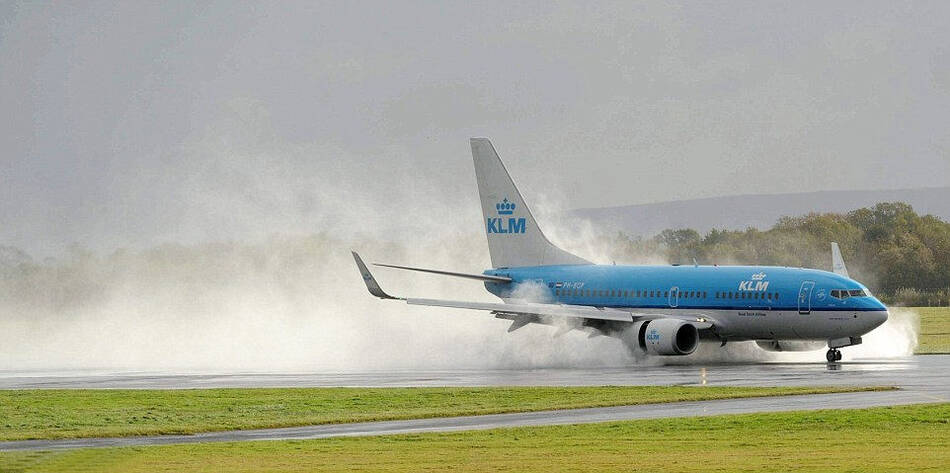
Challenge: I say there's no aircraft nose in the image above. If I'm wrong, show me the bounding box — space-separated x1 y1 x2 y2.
867 309 888 330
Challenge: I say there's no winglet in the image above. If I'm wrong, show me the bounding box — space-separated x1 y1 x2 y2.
831 242 850 278
352 251 401 300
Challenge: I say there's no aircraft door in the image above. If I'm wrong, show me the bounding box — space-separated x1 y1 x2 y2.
668 286 678 308
798 281 815 314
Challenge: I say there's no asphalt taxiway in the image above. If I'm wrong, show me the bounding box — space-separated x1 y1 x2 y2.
1 388 942 452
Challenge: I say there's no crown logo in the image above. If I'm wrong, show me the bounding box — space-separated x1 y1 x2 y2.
496 198 516 215
751 272 767 281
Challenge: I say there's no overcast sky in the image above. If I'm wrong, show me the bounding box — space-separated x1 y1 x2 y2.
2 1 949 256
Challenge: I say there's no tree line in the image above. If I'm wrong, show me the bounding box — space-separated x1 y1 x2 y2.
1 201 947 308
596 202 950 306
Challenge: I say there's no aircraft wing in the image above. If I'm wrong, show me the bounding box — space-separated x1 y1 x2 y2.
406 297 635 322
353 251 714 327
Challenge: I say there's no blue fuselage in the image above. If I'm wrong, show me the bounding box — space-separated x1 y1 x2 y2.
483 264 888 341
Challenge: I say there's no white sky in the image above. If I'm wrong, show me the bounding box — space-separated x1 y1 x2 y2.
2 1 949 255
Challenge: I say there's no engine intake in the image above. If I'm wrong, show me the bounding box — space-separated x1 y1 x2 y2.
634 319 699 356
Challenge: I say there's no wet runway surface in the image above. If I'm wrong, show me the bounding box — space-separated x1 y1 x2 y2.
2 356 948 452
2 355 949 394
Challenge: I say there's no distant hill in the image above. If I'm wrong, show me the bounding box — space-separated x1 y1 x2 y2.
569 187 950 236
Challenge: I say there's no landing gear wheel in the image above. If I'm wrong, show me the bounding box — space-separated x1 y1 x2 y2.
826 349 839 363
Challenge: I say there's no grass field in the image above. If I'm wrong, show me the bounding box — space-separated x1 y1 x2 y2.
1 403 946 472
915 306 950 354
0 386 883 442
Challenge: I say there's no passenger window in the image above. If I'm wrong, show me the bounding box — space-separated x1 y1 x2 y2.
664 291 669 297
775 292 779 299
649 291 654 297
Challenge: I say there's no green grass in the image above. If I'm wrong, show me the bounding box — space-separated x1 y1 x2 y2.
2 403 946 472
915 306 950 354
0 386 886 442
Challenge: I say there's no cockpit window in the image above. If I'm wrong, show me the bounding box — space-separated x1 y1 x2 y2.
831 289 868 299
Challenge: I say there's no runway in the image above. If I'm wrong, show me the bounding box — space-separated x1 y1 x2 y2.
2 355 948 394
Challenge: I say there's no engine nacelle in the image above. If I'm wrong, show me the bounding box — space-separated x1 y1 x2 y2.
630 319 699 356
755 340 827 352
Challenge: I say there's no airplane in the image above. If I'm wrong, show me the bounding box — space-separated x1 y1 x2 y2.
353 138 888 363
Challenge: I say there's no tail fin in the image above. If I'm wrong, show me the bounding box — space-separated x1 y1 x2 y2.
470 138 589 268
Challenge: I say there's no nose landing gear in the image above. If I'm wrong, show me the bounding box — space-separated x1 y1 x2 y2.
826 348 842 363
826 337 861 363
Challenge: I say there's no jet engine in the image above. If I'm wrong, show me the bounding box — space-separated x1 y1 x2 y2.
630 319 699 356
755 340 827 352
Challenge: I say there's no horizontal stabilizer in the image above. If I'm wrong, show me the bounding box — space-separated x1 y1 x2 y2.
373 262 512 283
507 318 533 332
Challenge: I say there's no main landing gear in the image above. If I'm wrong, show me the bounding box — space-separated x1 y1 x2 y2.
826 348 842 363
